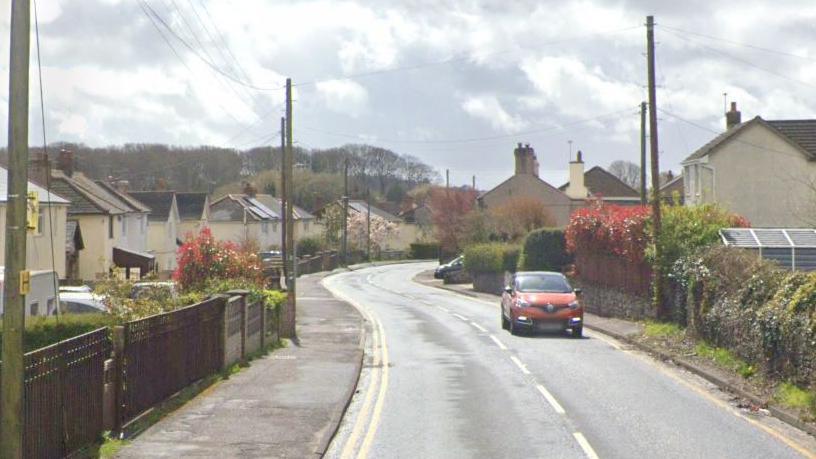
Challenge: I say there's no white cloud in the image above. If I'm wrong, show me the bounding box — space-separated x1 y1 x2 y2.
315 79 369 117
462 95 527 133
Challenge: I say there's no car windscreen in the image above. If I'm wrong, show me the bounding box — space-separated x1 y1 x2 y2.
515 274 572 293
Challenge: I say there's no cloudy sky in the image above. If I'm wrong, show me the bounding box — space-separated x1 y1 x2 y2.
1 0 815 189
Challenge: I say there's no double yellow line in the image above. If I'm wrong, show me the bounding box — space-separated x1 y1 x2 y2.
325 277 390 459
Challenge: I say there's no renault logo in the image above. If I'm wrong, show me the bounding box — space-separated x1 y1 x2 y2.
546 304 555 313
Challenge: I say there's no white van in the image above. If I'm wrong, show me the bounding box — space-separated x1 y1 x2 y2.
0 268 59 317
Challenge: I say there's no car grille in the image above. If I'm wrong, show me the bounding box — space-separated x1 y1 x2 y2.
534 304 567 313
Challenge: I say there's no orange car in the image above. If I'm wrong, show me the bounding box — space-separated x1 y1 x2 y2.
501 271 583 337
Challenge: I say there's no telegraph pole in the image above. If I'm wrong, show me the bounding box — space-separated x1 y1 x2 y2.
472 175 476 190
445 169 450 189
366 186 371 261
341 158 349 265
282 78 296 338
279 116 287 288
646 15 665 319
640 101 647 205
2 0 31 456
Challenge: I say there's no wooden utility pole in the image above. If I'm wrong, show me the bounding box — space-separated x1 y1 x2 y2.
2 0 31 456
472 175 476 190
341 158 349 265
646 15 666 319
445 169 450 189
366 186 371 261
279 116 287 283
640 101 647 205
282 79 296 338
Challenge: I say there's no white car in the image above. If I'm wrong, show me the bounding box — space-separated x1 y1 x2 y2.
59 292 108 314
59 285 93 293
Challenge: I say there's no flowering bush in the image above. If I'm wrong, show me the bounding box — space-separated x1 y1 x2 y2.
347 211 399 255
174 227 263 292
565 200 651 262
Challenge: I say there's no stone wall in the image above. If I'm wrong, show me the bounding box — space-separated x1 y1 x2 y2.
572 278 654 321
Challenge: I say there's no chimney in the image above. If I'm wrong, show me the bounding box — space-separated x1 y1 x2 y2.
242 181 257 197
114 180 130 192
57 149 74 177
565 150 588 199
513 143 539 177
28 150 50 186
726 101 741 130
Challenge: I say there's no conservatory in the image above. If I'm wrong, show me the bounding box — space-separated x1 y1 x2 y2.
720 228 816 271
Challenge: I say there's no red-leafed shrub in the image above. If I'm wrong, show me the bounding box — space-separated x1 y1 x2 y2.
566 200 651 262
174 227 263 291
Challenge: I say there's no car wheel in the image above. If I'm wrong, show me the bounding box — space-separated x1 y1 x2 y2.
501 311 509 330
509 317 520 336
571 325 583 338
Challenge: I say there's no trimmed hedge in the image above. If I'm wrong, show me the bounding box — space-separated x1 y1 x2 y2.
518 228 571 272
464 243 519 274
0 313 118 353
409 242 440 260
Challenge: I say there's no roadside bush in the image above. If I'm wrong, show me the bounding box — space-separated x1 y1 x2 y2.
174 227 263 291
297 236 323 257
518 228 571 272
464 243 519 274
409 242 440 259
0 314 117 353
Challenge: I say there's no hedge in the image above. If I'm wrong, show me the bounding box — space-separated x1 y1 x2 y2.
409 242 440 260
518 228 571 272
0 313 118 353
464 243 519 274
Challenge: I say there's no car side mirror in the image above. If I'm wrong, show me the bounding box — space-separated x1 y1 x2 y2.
574 288 582 295
504 286 513 294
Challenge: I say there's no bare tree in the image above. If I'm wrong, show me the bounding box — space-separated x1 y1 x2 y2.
608 160 641 190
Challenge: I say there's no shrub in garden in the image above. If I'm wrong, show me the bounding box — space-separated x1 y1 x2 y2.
518 228 571 271
565 201 651 262
297 236 323 257
409 242 440 259
0 314 118 353
464 243 519 274
174 227 263 292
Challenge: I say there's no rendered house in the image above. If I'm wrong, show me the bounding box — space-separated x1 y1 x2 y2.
682 102 816 227
41 151 152 281
0 166 70 278
315 199 418 251
208 192 281 249
176 192 210 239
478 144 640 227
129 191 182 274
252 194 322 242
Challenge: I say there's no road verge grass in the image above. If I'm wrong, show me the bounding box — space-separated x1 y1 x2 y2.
694 342 756 379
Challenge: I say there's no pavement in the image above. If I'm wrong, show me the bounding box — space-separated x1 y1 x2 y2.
325 263 816 459
116 271 364 458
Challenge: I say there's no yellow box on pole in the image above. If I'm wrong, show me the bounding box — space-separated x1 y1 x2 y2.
26 191 38 233
19 271 30 295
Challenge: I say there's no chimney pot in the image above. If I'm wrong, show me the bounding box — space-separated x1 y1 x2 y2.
726 101 742 130
57 149 75 177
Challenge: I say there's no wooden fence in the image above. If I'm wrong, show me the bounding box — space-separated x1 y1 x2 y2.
574 251 652 298
0 328 111 458
120 297 225 425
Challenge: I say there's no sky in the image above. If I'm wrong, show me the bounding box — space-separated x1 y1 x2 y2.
0 0 815 189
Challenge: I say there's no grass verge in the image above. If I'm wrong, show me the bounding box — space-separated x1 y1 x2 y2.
643 320 685 339
775 382 816 417
695 342 756 378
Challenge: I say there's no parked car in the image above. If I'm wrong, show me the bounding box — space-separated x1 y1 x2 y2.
59 292 108 314
59 285 92 293
434 256 464 279
132 281 178 300
500 271 583 337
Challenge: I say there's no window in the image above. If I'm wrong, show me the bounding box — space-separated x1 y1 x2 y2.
141 215 147 233
262 221 269 234
109 216 114 239
36 211 44 236
29 302 39 316
46 298 56 316
304 221 310 232
122 215 127 236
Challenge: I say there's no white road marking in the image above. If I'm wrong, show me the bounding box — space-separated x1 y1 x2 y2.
536 384 566 415
573 432 600 459
471 322 487 332
452 313 469 321
438 306 450 313
488 335 508 350
510 356 531 375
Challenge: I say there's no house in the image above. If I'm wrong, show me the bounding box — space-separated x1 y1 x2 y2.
176 192 210 239
477 144 640 227
252 194 322 241
129 191 182 274
398 202 434 241
315 199 419 251
660 172 684 204
39 150 152 281
0 165 70 278
208 191 281 249
682 102 816 227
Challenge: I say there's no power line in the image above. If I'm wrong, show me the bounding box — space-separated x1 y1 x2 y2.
660 24 816 62
192 0 254 83
300 106 638 145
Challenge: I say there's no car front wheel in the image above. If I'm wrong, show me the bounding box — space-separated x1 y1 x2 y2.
571 325 583 338
501 311 509 330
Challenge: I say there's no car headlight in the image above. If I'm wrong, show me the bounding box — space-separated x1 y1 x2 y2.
568 301 580 310
516 299 531 308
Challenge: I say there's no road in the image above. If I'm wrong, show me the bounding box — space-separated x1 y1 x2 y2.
323 262 815 459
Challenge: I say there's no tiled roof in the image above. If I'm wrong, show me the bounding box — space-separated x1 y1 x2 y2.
52 170 133 215
95 181 151 213
348 200 402 222
683 116 816 163
129 191 176 222
253 194 315 220
176 192 208 221
0 166 69 204
558 166 640 198
209 194 279 222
